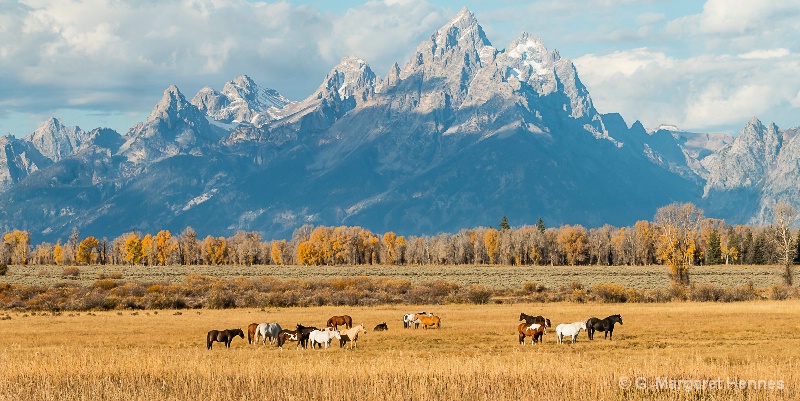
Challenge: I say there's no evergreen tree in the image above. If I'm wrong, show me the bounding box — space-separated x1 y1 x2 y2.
795 230 800 264
535 218 546 233
705 228 722 265
750 232 766 265
499 216 510 230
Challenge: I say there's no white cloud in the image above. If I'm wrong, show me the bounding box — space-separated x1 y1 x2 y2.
738 48 790 60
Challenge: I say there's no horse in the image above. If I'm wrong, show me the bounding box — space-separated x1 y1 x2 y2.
255 322 282 345
556 321 587 344
415 314 440 329
404 312 433 329
309 328 342 349
520 313 552 328
326 315 353 330
341 323 367 349
586 314 623 340
207 328 244 349
373 322 388 331
517 323 546 345
276 329 300 351
296 323 319 348
247 323 258 344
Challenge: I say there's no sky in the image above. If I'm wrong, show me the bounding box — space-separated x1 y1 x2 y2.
2 0 799 137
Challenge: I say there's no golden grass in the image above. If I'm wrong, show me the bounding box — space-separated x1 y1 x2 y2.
1 301 798 400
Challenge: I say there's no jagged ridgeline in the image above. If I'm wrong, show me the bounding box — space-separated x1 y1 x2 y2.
1 7 799 242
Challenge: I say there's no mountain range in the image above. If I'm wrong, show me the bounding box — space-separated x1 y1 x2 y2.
2 7 798 242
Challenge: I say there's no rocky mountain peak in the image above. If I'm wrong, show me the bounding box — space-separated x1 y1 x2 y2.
24 117 86 162
192 75 291 126
314 56 377 103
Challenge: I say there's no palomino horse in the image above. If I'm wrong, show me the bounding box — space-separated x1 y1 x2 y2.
517 323 546 345
309 328 342 349
255 322 282 345
519 313 552 328
586 314 623 340
415 314 440 329
247 323 258 344
373 322 388 331
207 328 244 349
556 321 587 344
326 315 353 330
341 323 367 349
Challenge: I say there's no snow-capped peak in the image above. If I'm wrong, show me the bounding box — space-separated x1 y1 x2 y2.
191 75 292 126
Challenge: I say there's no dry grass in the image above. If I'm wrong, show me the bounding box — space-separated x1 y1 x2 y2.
4 263 785 289
0 301 797 400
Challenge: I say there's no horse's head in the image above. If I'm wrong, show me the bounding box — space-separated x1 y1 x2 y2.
359 323 367 334
235 329 244 338
613 315 623 325
580 322 587 331
519 313 526 321
545 318 552 327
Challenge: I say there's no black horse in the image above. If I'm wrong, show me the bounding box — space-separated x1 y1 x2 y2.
373 322 388 331
295 323 318 349
207 328 244 349
520 312 552 328
586 314 623 340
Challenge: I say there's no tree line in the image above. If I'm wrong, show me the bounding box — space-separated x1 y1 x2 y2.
3 202 799 282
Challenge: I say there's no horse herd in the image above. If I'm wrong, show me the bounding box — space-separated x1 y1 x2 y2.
518 312 623 345
206 311 621 350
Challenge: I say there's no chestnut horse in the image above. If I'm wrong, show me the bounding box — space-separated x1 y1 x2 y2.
517 323 546 345
207 328 244 349
326 315 352 330
247 323 258 344
415 314 440 329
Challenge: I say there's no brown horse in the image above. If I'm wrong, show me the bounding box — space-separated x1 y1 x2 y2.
276 329 300 351
326 315 353 330
415 314 440 329
517 323 546 345
207 328 244 349
247 323 258 344
373 322 388 331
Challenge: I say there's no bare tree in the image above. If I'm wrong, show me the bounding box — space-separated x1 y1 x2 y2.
773 202 798 285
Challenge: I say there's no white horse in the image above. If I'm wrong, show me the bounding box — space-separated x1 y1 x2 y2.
309 328 342 349
255 322 282 345
556 321 587 344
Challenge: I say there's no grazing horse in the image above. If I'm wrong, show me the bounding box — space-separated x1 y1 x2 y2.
404 312 433 329
255 322 282 345
247 323 258 344
517 323 546 345
341 323 367 349
326 315 353 330
556 321 587 344
309 328 342 349
519 313 552 328
586 314 623 340
207 328 244 350
415 314 440 329
373 322 388 331
276 329 300 351
296 324 319 348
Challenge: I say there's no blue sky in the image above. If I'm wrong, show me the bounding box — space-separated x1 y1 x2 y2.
2 0 799 136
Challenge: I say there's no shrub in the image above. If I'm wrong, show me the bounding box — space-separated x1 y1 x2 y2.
591 283 628 303
0 263 8 276
770 285 790 301
61 266 80 278
689 284 725 302
465 284 493 304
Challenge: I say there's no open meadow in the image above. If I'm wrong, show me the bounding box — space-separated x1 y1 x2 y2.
0 301 798 400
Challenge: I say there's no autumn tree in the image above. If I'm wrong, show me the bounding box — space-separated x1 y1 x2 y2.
271 240 288 265
484 228 499 264
54 241 65 265
202 236 228 265
655 202 703 285
75 236 99 265
123 232 144 265
383 232 398 265
3 230 30 265
557 225 588 266
772 202 798 285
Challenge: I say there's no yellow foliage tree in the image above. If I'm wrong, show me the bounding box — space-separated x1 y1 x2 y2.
484 228 499 264
383 232 397 265
655 202 703 285
557 225 588 266
154 230 174 266
75 236 99 265
54 241 64 266
3 230 30 265
124 232 144 265
271 240 287 265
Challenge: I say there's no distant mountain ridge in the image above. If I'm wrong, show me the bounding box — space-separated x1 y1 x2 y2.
1 7 798 242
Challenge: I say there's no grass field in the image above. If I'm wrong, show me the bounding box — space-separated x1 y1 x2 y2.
1 301 797 400
4 263 786 289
